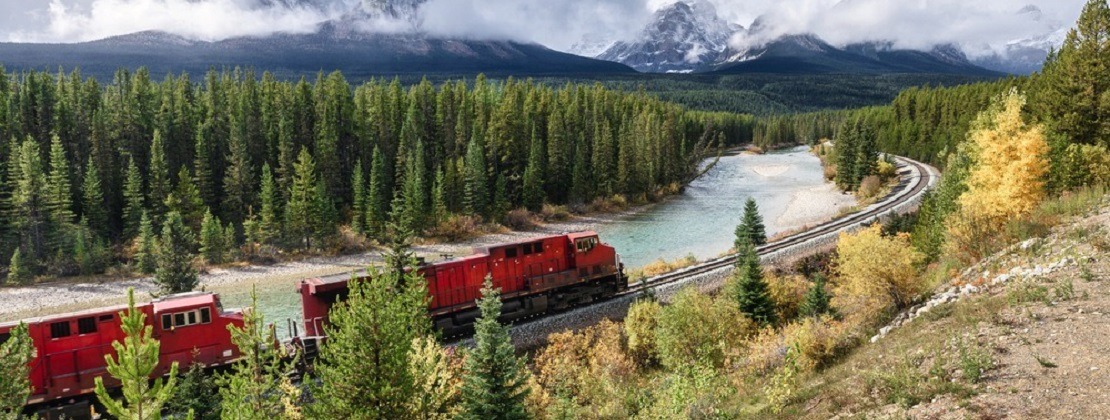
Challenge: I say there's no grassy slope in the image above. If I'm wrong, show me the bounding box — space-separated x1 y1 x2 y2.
775 191 1109 419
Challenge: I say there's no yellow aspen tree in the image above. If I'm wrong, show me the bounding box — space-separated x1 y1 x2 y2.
959 89 1050 221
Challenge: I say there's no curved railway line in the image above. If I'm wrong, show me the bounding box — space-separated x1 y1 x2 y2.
498 155 939 349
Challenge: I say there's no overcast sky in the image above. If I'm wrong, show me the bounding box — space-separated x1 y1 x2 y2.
0 0 1089 55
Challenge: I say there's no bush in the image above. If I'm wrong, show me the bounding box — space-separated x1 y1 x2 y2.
823 164 838 181
426 215 484 242
655 289 752 370
876 160 898 180
623 299 661 365
503 209 536 231
538 204 571 222
832 225 924 325
856 175 883 200
766 273 809 322
533 321 635 415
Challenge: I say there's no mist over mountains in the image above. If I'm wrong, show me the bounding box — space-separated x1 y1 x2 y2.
0 0 1084 77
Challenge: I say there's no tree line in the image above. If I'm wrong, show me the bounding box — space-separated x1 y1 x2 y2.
0 69 755 283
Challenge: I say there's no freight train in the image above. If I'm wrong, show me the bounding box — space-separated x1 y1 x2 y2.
2 231 623 416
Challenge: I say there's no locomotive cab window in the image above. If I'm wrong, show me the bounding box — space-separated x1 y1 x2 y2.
0 332 9 346
522 243 533 256
575 237 598 253
78 317 97 335
164 309 213 330
505 247 518 258
50 321 71 339
200 308 211 323
162 314 172 330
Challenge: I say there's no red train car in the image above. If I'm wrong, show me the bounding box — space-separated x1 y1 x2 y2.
0 292 244 411
299 231 624 339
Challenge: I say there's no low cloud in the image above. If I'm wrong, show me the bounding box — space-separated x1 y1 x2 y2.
7 0 343 43
419 0 652 51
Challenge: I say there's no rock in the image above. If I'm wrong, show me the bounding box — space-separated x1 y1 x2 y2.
880 326 893 336
870 334 881 343
1021 238 1038 250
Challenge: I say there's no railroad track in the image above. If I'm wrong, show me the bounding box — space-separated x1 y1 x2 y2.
498 155 939 349
622 155 937 297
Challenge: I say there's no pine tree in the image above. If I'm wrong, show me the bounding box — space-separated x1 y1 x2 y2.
222 124 253 227
122 156 145 239
351 159 366 234
148 130 170 220
463 134 489 218
13 139 48 265
799 273 831 318
730 245 776 326
95 289 180 420
835 119 860 190
167 362 220 420
459 278 530 420
223 222 238 261
401 140 428 232
199 209 225 265
735 197 767 248
6 248 30 285
81 157 108 239
366 146 389 239
1034 0 1110 148
219 288 295 418
166 167 205 231
431 167 448 227
521 133 545 212
154 211 198 294
312 179 337 246
135 210 157 274
46 135 75 232
0 323 33 417
287 147 318 249
257 164 279 245
310 266 430 418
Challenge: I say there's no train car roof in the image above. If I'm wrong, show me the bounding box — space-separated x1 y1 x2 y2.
471 233 575 254
0 292 223 329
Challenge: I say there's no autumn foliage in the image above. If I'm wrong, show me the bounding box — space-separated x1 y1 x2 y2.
832 225 924 323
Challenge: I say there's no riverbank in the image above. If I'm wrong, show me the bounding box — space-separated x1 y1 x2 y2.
0 146 857 323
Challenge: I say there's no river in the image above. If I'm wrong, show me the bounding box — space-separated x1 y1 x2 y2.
214 146 854 337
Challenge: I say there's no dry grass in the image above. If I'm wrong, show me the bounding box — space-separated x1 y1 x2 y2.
626 254 699 282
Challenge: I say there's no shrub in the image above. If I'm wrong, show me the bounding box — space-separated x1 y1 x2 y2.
856 175 883 200
503 209 536 231
538 204 571 222
876 159 898 180
533 321 635 414
823 164 838 181
427 215 483 242
766 273 809 322
623 299 661 365
656 289 752 371
832 225 924 325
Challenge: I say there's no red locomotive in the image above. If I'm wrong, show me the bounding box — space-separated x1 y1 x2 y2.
0 292 244 414
4 231 621 415
299 231 624 339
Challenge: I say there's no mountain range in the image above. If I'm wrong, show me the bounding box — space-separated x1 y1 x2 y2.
0 0 1061 79
591 0 1063 76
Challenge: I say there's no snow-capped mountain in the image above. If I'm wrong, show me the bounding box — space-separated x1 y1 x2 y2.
971 5 1068 75
596 0 741 73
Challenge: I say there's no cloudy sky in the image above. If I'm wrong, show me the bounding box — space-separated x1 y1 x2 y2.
0 0 1088 56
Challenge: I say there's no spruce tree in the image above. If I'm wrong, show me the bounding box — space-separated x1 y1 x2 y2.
154 211 198 294
310 266 430 418
167 362 220 420
95 288 179 420
222 126 253 227
148 130 170 220
0 323 33 417
521 133 545 212
286 147 317 249
459 278 530 420
122 156 145 239
258 164 279 246
431 167 448 227
166 167 205 231
7 248 30 285
312 179 337 246
218 288 294 418
401 140 428 232
223 222 238 261
736 197 767 247
730 245 777 326
351 159 366 234
135 210 158 274
1035 0 1110 148
366 146 389 239
46 135 75 232
799 273 832 318
81 157 108 239
463 133 489 218
199 209 225 265
13 139 49 267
